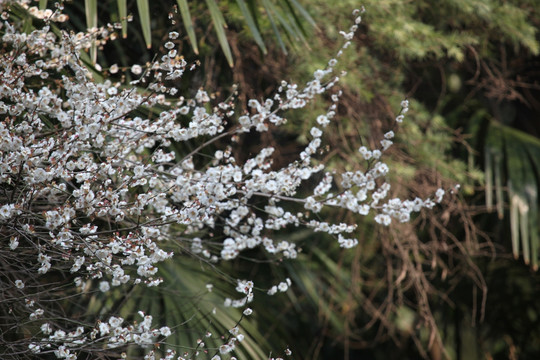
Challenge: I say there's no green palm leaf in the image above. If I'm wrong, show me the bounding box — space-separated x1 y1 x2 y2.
176 0 199 54
85 0 98 63
262 0 305 46
118 258 272 359
136 0 152 48
76 0 314 64
236 0 267 54
205 0 234 67
117 0 128 38
261 0 287 54
286 0 316 28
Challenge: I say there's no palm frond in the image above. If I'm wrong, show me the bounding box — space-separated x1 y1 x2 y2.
117 0 128 38
74 0 314 65
205 0 234 67
236 0 267 54
176 0 199 54
260 0 288 54
119 258 272 359
84 0 98 63
136 0 152 48
485 122 540 270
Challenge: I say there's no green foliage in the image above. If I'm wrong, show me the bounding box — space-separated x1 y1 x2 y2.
45 0 315 66
361 0 538 61
269 0 540 358
136 0 152 49
84 0 97 62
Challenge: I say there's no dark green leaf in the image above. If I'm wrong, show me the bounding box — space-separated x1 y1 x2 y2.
136 0 151 49
176 0 199 54
236 0 267 54
287 0 316 28
205 0 233 67
261 0 287 54
85 0 97 63
117 0 128 38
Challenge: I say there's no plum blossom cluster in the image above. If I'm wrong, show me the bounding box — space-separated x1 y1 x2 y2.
0 1 447 358
28 313 171 359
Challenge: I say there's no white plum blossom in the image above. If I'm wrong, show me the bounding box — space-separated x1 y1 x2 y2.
0 3 450 359
131 64 143 75
29 309 44 320
9 236 19 250
435 188 445 203
243 308 253 316
160 326 172 337
99 281 110 293
41 323 53 334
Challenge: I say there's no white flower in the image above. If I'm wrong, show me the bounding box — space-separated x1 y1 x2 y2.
338 235 358 248
29 309 44 320
359 146 372 160
310 127 322 138
9 236 19 250
313 69 326 80
374 214 391 226
267 286 278 295
41 323 52 334
380 139 393 150
99 321 110 335
435 188 445 203
99 281 110 293
28 343 40 353
15 280 24 289
131 64 143 75
109 316 123 328
316 114 330 127
196 89 210 103
243 308 253 316
160 326 171 337
0 204 13 220
133 165 145 178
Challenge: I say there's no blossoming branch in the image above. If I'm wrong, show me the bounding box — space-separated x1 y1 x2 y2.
0 1 447 359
